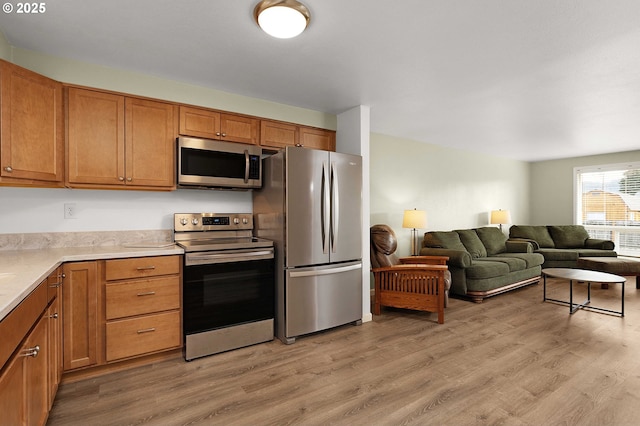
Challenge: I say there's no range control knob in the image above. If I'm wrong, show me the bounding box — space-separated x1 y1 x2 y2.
192 218 199 225
180 218 188 226
242 218 249 224
233 217 240 225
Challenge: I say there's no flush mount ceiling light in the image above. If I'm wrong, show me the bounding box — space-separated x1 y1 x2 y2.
254 0 311 39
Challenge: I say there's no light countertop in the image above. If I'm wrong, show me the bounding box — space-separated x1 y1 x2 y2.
0 245 184 321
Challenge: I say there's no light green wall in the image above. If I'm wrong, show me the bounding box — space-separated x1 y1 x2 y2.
530 149 640 225
370 133 531 257
6 47 336 130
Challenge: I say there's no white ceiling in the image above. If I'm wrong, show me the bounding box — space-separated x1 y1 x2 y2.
1 0 639 161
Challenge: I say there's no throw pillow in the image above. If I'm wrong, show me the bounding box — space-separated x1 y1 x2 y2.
455 229 487 258
509 225 555 248
475 227 507 255
548 225 589 248
423 231 467 252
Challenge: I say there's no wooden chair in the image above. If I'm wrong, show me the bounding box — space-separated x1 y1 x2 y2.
371 224 450 324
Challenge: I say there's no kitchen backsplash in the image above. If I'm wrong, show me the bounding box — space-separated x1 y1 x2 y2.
0 230 173 251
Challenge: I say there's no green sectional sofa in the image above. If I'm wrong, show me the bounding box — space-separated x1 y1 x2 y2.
508 225 616 268
420 227 544 303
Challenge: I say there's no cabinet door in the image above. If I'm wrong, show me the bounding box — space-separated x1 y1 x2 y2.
62 261 99 371
260 120 298 149
24 314 48 426
0 60 64 184
66 88 125 186
220 113 259 145
299 126 336 151
125 98 176 188
179 106 220 139
47 294 62 409
0 347 25 425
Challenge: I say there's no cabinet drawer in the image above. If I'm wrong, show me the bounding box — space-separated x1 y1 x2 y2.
105 255 180 281
105 276 180 320
106 311 181 361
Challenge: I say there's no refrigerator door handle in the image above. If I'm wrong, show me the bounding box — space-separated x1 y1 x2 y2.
321 161 330 254
330 161 339 253
289 263 362 278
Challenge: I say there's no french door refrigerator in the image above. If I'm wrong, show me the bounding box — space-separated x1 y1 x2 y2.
253 146 362 344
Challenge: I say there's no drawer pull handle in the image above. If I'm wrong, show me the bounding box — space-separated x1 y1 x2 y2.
49 282 61 288
136 266 156 271
137 291 156 297
137 328 156 334
22 345 40 358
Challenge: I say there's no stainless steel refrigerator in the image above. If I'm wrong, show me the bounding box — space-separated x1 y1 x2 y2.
253 146 363 344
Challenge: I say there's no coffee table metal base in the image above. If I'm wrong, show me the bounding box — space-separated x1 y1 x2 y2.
542 268 625 317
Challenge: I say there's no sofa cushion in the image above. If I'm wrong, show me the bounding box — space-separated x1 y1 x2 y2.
482 256 527 272
548 225 589 248
574 249 618 258
495 252 545 269
476 227 508 255
536 248 579 262
423 231 467 252
509 225 556 248
465 260 510 279
455 229 487 258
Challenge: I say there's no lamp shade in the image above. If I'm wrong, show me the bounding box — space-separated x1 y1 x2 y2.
254 0 310 39
490 209 511 225
403 209 427 229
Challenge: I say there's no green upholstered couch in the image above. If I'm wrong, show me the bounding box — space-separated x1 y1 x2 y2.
508 225 616 268
420 227 544 303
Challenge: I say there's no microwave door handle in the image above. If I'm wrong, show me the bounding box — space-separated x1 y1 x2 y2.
244 150 249 183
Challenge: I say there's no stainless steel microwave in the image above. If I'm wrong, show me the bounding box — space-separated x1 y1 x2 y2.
177 136 262 189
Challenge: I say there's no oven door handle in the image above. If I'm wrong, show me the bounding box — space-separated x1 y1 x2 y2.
185 249 274 266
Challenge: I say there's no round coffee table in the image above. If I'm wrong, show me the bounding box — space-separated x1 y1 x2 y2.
542 268 626 316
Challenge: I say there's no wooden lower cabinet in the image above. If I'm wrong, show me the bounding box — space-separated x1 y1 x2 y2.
62 261 99 371
0 279 53 426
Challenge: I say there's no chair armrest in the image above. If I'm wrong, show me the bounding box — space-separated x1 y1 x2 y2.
420 248 471 268
399 255 449 265
505 240 533 253
585 238 615 250
507 238 540 250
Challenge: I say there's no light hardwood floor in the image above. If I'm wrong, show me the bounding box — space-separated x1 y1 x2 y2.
47 277 640 426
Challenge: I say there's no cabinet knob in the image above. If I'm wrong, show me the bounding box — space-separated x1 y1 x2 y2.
126 177 132 182
118 176 125 181
221 133 227 137
49 312 59 319
216 132 221 136
3 166 12 172
295 143 303 147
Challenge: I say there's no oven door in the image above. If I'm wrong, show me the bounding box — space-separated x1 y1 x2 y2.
183 251 275 336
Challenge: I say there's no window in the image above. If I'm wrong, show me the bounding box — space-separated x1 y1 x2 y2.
575 162 640 257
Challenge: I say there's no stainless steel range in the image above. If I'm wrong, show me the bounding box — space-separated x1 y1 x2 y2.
174 213 275 361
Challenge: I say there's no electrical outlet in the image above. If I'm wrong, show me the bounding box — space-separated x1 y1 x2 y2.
64 203 77 219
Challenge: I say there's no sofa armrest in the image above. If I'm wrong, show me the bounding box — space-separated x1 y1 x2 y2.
505 240 533 253
507 238 540 250
585 238 615 250
420 248 471 268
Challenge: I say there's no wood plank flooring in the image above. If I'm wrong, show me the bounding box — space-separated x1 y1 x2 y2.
47 277 640 425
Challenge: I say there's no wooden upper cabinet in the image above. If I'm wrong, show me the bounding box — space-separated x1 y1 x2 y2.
260 120 336 151
125 98 176 188
179 106 258 145
260 120 298 150
67 88 125 186
0 60 63 185
299 126 336 151
66 87 176 189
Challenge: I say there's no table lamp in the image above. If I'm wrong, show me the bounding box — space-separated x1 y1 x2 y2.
403 208 427 256
490 209 511 231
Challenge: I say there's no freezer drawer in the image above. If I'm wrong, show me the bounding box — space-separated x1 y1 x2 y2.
285 262 362 340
